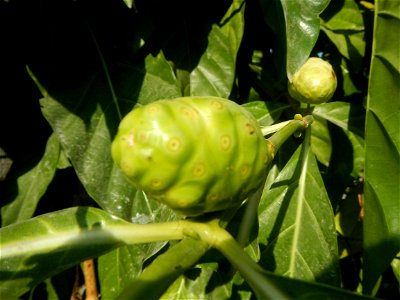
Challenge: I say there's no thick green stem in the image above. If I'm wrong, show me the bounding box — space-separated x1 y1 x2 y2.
267 114 313 155
236 184 264 247
1 221 187 260
261 120 291 136
207 223 290 300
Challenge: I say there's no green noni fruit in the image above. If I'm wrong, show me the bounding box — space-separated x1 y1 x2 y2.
288 57 337 104
112 96 273 216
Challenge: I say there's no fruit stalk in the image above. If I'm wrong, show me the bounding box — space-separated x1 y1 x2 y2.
267 114 314 155
214 230 289 299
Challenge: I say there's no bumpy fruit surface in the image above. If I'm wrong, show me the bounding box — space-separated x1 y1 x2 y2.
112 96 272 216
288 57 337 104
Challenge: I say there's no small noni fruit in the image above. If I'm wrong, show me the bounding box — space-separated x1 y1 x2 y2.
288 57 337 104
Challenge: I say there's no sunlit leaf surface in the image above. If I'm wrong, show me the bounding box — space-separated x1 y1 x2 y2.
363 0 400 293
258 139 340 286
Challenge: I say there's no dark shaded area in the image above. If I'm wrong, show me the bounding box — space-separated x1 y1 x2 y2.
340 253 362 291
376 264 400 300
20 266 77 300
134 0 230 70
0 0 52 182
235 0 288 103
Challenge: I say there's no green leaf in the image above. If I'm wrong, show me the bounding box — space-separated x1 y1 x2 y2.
258 131 340 286
0 207 123 298
215 215 368 300
346 129 365 179
391 255 400 284
1 133 61 226
363 0 400 293
98 246 147 300
321 0 364 31
251 269 376 300
321 0 365 70
190 0 244 97
313 101 365 137
38 53 181 220
162 263 231 300
322 31 365 71
0 207 185 299
122 0 135 9
340 58 363 97
242 101 290 127
311 115 332 167
281 0 331 79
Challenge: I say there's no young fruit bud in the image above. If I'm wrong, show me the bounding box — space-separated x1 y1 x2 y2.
112 96 272 216
288 57 337 104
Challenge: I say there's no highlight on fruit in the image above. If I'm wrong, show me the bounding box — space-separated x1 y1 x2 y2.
111 96 273 216
288 57 337 104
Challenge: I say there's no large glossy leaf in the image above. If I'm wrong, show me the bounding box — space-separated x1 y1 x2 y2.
244 268 375 300
392 256 400 284
190 0 244 97
340 58 363 97
98 245 151 300
257 0 330 83
242 101 290 127
321 0 365 71
281 0 331 79
162 263 232 299
363 0 400 293
1 134 61 226
313 101 365 137
0 206 185 299
310 115 332 167
39 53 181 221
0 207 123 298
258 134 340 286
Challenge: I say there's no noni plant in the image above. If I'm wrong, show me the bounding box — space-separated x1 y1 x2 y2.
112 96 273 216
1 1 399 300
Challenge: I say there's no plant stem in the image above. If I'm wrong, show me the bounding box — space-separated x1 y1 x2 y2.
209 223 290 299
236 184 264 247
261 120 291 136
1 221 187 260
267 115 313 154
82 259 99 300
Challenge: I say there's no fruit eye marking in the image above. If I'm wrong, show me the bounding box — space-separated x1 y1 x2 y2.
240 164 250 177
193 163 206 177
220 135 231 151
211 100 224 110
150 178 163 189
167 137 181 152
127 132 135 147
138 131 148 142
245 123 255 135
147 104 161 114
181 107 197 120
208 193 219 202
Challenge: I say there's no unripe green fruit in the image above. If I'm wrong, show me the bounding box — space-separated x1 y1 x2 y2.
112 96 272 216
288 57 337 104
